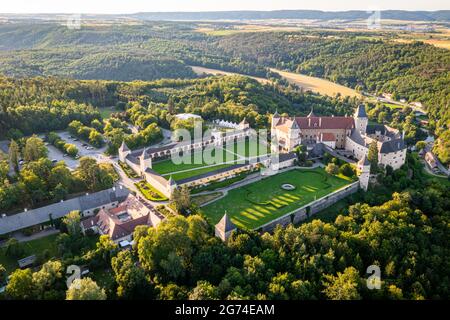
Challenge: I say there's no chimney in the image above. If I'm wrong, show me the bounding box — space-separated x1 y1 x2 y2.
308 118 311 127
319 118 322 127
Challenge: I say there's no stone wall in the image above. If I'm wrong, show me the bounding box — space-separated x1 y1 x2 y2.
258 181 359 233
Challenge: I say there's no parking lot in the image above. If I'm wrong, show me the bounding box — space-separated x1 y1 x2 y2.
44 131 108 170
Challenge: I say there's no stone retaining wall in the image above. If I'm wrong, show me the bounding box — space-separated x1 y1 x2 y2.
258 181 359 233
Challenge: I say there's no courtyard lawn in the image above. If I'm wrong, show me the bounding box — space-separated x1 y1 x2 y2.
200 168 353 230
151 138 269 182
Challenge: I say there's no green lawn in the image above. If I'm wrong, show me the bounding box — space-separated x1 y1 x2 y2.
201 168 353 230
0 233 60 273
151 138 269 182
98 106 117 119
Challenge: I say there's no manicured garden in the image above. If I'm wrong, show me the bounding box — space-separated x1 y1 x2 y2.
135 180 168 201
119 161 139 178
200 168 353 230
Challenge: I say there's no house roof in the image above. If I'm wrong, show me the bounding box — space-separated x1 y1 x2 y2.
278 152 297 162
320 132 336 142
215 213 236 233
379 139 406 154
0 186 130 235
295 116 354 130
83 194 153 240
355 105 368 118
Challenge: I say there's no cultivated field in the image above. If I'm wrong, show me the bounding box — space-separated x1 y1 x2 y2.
191 65 360 98
201 168 353 230
270 68 361 98
190 66 271 84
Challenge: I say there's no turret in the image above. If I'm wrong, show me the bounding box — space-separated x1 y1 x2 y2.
354 104 368 134
167 175 178 196
271 109 281 128
287 119 300 151
357 155 371 191
215 212 237 242
139 148 152 175
118 141 131 163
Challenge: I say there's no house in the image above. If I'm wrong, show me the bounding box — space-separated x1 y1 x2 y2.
81 194 164 243
425 152 438 169
0 185 130 236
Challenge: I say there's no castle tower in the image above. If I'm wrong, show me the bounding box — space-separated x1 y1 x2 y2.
167 176 177 196
238 117 250 130
118 141 131 163
354 104 368 134
215 212 237 242
287 119 300 151
357 155 371 191
139 148 152 175
271 109 280 129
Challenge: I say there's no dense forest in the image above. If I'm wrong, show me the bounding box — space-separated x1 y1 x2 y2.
0 75 359 140
0 23 447 160
1 160 449 300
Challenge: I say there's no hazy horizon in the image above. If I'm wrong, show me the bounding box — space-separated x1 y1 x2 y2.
1 0 449 14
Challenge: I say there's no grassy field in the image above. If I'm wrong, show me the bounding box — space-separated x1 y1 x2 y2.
152 139 269 181
98 106 117 119
0 234 60 273
201 168 353 230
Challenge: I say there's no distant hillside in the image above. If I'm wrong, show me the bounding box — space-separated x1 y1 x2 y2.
132 10 450 22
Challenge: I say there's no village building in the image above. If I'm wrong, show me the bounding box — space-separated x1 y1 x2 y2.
0 185 130 236
81 194 164 243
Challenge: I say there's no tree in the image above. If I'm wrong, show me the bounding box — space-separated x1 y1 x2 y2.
325 163 339 175
75 157 112 191
23 135 48 162
367 141 379 173
62 210 81 237
8 139 20 171
32 260 64 299
188 281 219 300
415 141 426 152
0 264 7 285
4 238 24 258
6 268 34 299
170 185 191 214
111 250 153 299
65 144 78 157
339 163 355 177
89 130 104 148
322 267 362 300
137 216 194 282
66 278 107 300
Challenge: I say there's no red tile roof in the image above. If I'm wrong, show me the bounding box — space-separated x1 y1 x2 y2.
320 132 336 141
294 116 354 130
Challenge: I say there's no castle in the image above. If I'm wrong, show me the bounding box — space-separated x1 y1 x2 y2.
271 105 407 171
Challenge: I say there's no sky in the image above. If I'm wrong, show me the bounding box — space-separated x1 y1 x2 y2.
1 0 449 14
